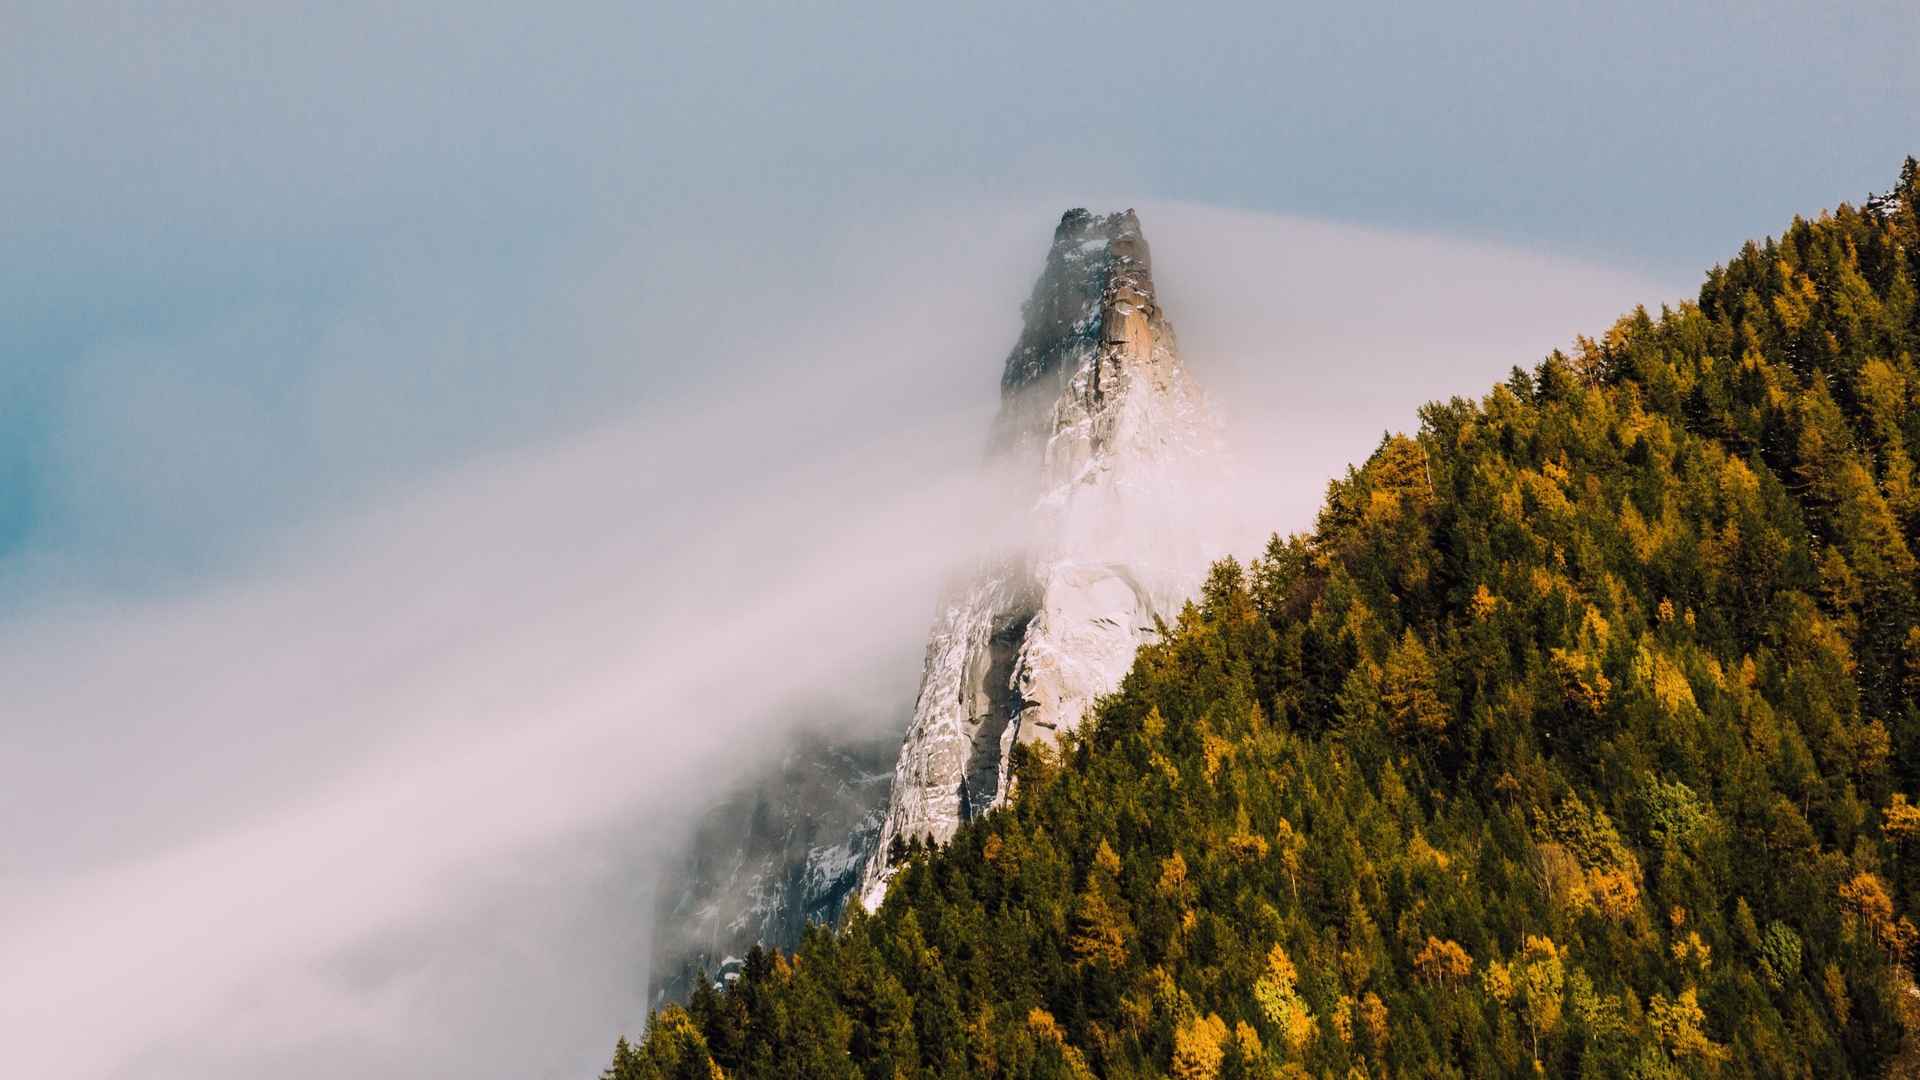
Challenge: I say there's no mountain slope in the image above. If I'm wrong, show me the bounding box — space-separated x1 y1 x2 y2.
616 159 1920 1078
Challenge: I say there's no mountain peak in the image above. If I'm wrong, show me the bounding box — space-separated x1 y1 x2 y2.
861 208 1221 911
648 206 1227 997
1001 208 1158 399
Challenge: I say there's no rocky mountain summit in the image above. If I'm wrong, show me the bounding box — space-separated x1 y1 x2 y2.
857 208 1221 909
650 208 1224 998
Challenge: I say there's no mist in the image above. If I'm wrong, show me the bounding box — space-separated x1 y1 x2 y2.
0 198 1677 1078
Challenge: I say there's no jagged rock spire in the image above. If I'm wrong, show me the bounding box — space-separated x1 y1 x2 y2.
647 209 1230 1000
994 209 1167 449
858 209 1220 910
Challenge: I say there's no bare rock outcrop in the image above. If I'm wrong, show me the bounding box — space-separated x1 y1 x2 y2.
859 209 1223 910
649 210 1229 999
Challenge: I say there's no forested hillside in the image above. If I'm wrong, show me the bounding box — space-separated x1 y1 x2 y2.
614 159 1920 1078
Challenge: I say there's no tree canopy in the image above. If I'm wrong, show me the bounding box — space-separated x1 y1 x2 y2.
614 159 1920 1078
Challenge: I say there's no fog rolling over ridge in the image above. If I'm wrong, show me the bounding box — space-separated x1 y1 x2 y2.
0 202 1674 1080
859 209 1227 907
652 207 1237 994
643 203 1678 1008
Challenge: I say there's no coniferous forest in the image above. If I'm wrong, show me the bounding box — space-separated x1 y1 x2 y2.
615 160 1920 1078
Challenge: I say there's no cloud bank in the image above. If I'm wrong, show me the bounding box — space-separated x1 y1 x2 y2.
0 199 1679 1079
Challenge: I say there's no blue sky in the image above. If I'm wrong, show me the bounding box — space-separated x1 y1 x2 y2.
5 1 1915 599
2 4 1915 1077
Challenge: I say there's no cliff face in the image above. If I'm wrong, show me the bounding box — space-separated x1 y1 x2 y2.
858 209 1220 909
649 729 896 1004
649 209 1223 998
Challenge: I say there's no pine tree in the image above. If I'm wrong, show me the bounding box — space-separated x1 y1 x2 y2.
1381 628 1448 740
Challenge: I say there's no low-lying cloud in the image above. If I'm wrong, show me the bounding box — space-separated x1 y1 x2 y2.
0 201 1678 1079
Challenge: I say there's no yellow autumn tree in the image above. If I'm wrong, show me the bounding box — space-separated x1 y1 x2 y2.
1331 995 1355 1045
637 1006 726 1080
1070 839 1133 968
1232 1021 1262 1063
1671 930 1712 974
1481 957 1514 1003
1413 936 1474 986
1069 887 1131 969
1171 1013 1228 1080
1648 988 1729 1064
1588 866 1642 922
1027 1009 1095 1080
1158 850 1189 896
1514 936 1566 1063
1885 793 1920 847
1635 643 1697 714
1365 434 1435 519
1383 629 1449 739
1472 582 1501 619
1357 992 1389 1047
1274 818 1305 900
1837 870 1916 957
1549 648 1612 714
1254 944 1316 1054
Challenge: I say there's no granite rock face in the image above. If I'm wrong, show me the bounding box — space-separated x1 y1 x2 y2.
858 209 1222 910
648 210 1225 999
648 729 896 1005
